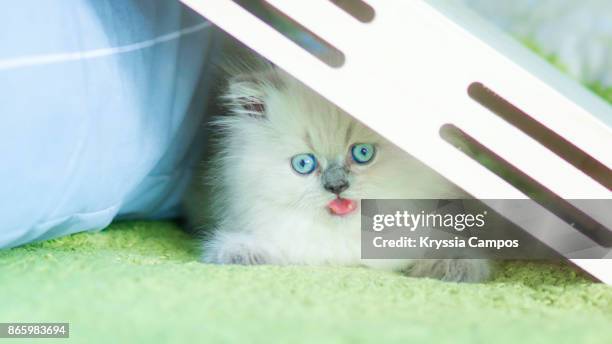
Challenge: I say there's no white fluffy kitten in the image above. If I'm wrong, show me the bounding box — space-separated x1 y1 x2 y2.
184 0 612 284
186 62 490 283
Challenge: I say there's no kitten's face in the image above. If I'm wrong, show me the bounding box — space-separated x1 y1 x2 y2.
220 68 425 220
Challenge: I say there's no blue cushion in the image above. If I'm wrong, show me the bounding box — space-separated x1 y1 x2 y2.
0 0 218 248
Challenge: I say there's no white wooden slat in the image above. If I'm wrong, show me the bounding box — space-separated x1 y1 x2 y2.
182 0 337 75
264 0 367 52
454 102 610 198
362 0 612 167
425 0 612 165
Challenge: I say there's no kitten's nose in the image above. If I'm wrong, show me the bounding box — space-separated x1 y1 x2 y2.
324 180 349 195
322 164 350 195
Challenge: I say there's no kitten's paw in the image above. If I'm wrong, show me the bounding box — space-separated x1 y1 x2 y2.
201 231 269 265
406 259 491 283
222 251 267 265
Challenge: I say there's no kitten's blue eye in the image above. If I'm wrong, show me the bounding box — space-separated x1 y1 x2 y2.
351 143 375 164
291 153 317 175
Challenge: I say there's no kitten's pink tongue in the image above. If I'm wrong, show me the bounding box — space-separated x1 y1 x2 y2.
327 198 357 216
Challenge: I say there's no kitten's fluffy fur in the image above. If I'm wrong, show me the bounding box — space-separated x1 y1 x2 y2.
186 61 490 283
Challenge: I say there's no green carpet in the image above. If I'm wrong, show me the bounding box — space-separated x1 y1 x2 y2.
1 221 611 343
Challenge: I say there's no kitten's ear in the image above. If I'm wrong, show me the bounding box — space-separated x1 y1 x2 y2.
222 69 284 118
